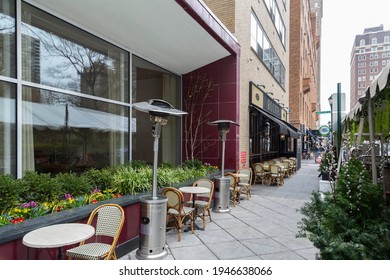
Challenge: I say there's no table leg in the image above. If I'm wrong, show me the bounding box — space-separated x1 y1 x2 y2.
185 194 203 231
57 247 63 260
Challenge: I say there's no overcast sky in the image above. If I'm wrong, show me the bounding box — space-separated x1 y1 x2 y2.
319 0 390 126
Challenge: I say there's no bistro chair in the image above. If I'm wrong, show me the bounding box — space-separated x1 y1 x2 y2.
253 163 269 185
162 187 195 241
281 160 291 178
237 168 253 199
289 157 297 174
66 203 125 260
269 164 284 186
225 172 241 207
186 179 214 229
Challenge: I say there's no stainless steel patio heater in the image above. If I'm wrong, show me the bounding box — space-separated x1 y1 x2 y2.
209 120 239 213
134 99 187 260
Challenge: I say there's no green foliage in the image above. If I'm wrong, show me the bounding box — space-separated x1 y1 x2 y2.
82 167 115 191
182 159 203 169
298 158 390 259
54 172 92 197
0 174 19 211
111 165 152 195
1 160 209 226
18 171 61 203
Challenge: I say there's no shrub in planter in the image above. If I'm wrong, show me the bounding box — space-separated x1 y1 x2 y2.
298 158 390 259
82 167 115 192
54 172 92 197
18 171 61 203
0 174 19 211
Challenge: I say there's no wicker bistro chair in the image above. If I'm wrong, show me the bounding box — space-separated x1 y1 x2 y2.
289 157 297 174
225 172 241 207
162 187 195 241
269 164 284 186
237 168 253 199
281 160 291 178
253 163 269 185
66 203 125 260
185 179 214 229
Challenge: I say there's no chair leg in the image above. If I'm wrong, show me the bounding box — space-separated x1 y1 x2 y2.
177 217 182 241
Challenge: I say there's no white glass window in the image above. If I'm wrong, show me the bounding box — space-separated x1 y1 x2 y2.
360 39 365 46
372 37 377 45
384 35 390 43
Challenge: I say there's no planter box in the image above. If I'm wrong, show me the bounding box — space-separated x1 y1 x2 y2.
0 174 218 260
0 194 141 260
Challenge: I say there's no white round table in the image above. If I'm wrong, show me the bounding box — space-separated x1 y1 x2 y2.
179 186 210 231
23 223 95 259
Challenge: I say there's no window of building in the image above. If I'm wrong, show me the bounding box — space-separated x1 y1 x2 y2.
250 12 285 88
360 39 365 46
0 1 183 176
0 0 16 78
264 0 286 46
372 37 377 45
0 81 16 176
385 35 390 43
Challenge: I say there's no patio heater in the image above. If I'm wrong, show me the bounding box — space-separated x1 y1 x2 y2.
134 99 187 260
209 120 239 213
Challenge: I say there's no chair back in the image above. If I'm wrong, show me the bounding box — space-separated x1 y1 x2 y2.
193 178 214 200
253 163 261 174
262 162 270 171
224 172 238 188
270 164 281 175
281 160 289 170
162 187 184 214
89 204 124 239
237 168 252 184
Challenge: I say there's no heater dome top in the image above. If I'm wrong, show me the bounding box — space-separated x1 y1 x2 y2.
133 99 187 116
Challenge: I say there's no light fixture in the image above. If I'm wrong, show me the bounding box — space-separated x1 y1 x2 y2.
274 98 280 102
257 84 266 89
280 134 286 141
266 91 273 96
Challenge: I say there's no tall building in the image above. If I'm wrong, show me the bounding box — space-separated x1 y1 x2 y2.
350 25 390 108
289 0 322 133
204 0 302 166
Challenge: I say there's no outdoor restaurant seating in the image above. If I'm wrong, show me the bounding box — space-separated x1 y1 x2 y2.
253 163 269 185
237 168 253 199
65 203 125 260
162 187 195 241
269 164 284 186
225 172 241 207
186 178 214 229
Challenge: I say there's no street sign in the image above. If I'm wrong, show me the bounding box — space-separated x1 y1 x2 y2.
319 125 330 136
315 110 331 114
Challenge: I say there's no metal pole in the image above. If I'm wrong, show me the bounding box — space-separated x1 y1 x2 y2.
337 83 342 158
367 94 378 184
152 123 161 199
221 132 226 175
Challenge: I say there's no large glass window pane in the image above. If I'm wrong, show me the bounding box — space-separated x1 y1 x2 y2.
22 86 129 175
0 0 16 78
132 55 181 166
0 81 16 176
21 3 129 102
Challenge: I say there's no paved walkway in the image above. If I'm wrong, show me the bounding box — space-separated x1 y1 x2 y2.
122 160 320 260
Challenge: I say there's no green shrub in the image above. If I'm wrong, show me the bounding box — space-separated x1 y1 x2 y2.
18 171 61 203
182 159 203 169
0 175 19 211
82 167 114 191
54 172 92 197
298 158 390 259
111 165 152 195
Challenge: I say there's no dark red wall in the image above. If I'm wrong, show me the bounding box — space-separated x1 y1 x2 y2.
182 55 240 171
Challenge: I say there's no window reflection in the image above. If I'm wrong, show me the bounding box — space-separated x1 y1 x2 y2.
22 87 129 175
21 3 129 102
0 0 16 78
0 81 16 176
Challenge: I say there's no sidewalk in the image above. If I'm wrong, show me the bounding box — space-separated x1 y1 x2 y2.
122 160 320 260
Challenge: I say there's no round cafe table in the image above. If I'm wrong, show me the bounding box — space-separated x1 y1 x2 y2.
22 223 95 259
179 186 210 231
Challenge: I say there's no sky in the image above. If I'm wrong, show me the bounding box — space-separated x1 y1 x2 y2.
319 0 390 126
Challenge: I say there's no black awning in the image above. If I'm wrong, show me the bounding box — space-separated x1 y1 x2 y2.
250 105 300 139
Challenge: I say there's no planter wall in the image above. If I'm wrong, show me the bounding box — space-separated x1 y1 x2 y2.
0 174 219 260
0 194 141 260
